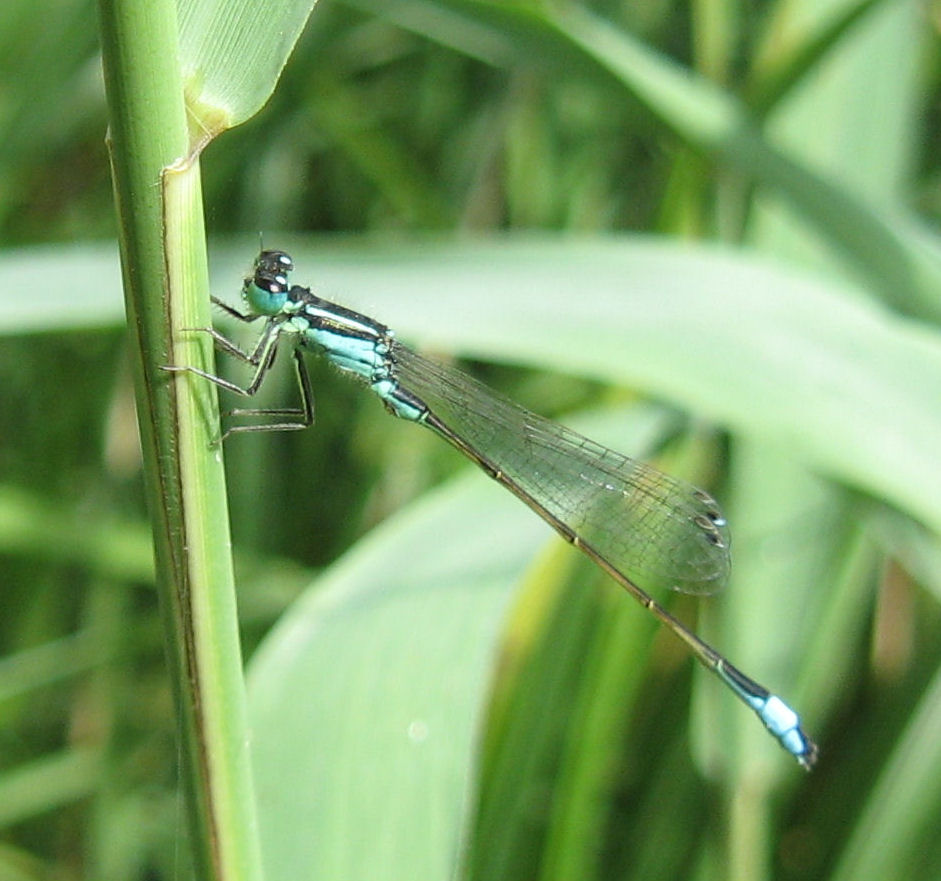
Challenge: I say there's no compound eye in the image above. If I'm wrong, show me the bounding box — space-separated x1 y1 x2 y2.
257 271 289 294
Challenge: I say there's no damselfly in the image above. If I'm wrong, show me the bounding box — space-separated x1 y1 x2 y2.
166 250 817 769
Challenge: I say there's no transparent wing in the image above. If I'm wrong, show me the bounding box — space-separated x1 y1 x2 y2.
391 342 730 596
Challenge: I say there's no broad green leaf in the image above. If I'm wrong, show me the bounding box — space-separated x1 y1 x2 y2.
178 0 317 134
10 236 941 533
248 474 545 880
2 243 123 332
247 407 674 881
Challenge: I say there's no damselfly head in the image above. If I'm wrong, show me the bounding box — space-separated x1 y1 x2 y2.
239 250 295 315
255 249 294 279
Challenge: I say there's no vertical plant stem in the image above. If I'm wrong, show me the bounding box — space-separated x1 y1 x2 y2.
97 1 263 879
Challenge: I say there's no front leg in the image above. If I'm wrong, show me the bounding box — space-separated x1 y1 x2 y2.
202 326 257 366
211 295 259 323
163 320 282 396
179 311 273 367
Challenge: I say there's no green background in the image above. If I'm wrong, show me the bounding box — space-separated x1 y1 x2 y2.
2 1 941 879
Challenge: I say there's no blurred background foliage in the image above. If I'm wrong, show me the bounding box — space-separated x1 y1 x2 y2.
2 0 941 880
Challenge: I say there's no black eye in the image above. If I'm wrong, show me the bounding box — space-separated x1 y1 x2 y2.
255 271 288 294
